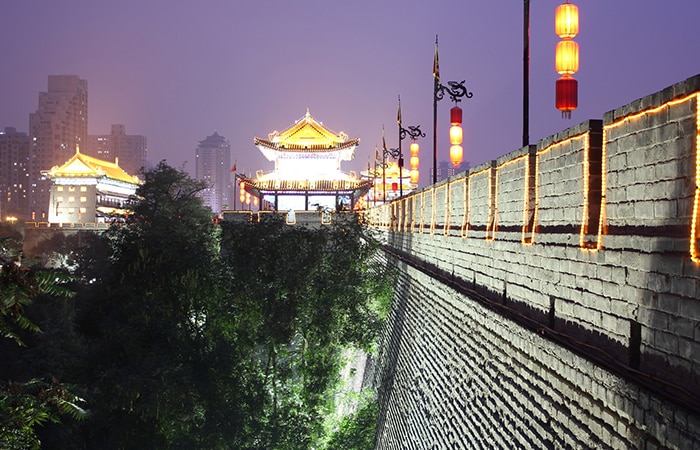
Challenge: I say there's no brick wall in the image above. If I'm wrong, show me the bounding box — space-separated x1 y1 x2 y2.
367 74 700 448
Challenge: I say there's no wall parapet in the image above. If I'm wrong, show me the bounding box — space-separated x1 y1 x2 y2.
368 74 700 448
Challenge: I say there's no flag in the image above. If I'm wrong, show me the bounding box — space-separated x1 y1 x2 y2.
433 35 440 82
375 145 380 163
231 160 237 172
382 126 388 151
397 96 402 125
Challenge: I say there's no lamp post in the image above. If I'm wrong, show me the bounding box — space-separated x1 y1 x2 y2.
433 36 473 184
381 128 401 202
397 96 425 197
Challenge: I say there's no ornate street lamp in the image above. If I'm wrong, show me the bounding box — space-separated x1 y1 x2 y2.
398 96 425 197
381 126 401 202
433 36 473 184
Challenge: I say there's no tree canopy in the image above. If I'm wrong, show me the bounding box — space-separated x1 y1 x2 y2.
1 162 392 449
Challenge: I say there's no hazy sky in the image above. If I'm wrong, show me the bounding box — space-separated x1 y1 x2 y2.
2 1 698 185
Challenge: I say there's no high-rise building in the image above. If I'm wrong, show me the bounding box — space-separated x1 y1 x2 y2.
28 75 88 220
0 127 30 220
195 132 232 214
87 124 147 177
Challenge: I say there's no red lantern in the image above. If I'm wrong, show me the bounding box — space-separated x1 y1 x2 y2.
450 106 462 126
556 76 578 119
391 182 398 192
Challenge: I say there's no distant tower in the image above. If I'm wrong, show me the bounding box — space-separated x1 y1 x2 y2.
87 124 148 177
28 75 88 220
0 127 31 220
195 132 231 214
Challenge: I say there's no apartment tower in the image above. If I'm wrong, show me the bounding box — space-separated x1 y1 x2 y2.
28 75 88 220
195 132 231 214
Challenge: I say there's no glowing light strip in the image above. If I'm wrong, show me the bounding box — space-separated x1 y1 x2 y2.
430 186 437 235
461 177 469 238
602 92 700 254
522 155 532 245
444 183 452 236
420 190 426 234
578 133 592 249
690 94 700 262
410 194 417 233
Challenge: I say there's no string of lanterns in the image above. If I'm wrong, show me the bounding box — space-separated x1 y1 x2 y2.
555 1 579 118
449 105 463 167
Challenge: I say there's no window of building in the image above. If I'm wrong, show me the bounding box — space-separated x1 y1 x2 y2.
68 186 76 192
80 196 87 203
57 186 64 191
79 207 87 214
56 196 64 202
68 208 75 214
68 196 75 202
80 186 87 192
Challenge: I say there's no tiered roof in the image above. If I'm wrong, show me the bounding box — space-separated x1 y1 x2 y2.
254 109 359 156
44 149 140 184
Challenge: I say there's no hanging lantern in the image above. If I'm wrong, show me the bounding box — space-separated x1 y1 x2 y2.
410 155 419 170
410 169 419 185
450 106 462 126
555 1 579 119
410 142 419 157
555 1 579 39
253 197 258 207
245 192 251 205
391 181 398 192
450 145 463 168
556 76 578 119
555 39 579 75
410 142 420 171
450 125 463 145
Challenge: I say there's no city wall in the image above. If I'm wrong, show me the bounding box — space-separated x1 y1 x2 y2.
365 74 700 448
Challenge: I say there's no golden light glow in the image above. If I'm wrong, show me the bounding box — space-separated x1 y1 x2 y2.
693 94 700 262
555 40 579 75
410 142 419 157
555 1 579 39
450 145 463 167
410 169 419 184
450 125 463 145
430 186 437 235
410 156 420 170
579 133 592 249
461 177 469 238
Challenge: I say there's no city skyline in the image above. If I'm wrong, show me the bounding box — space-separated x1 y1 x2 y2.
1 1 699 187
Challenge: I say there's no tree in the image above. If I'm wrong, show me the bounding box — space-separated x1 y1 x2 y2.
0 235 85 450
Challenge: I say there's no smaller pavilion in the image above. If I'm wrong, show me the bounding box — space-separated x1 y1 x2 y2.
42 149 141 223
237 110 371 211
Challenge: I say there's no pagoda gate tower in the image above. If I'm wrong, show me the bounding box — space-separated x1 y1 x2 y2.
238 109 371 211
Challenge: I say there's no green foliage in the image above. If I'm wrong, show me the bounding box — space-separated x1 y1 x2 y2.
2 162 394 449
324 399 379 450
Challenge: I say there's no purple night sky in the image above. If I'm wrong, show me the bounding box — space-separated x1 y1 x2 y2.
1 1 698 186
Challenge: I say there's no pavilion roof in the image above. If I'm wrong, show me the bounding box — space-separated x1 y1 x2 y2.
43 149 140 185
238 175 371 197
254 109 359 153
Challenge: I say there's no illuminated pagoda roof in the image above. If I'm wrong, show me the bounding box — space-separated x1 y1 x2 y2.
43 148 140 184
238 176 371 197
254 109 359 161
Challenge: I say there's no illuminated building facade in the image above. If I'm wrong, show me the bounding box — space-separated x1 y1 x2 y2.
42 149 140 224
0 127 30 220
87 124 148 178
28 75 88 220
239 110 370 211
195 132 232 214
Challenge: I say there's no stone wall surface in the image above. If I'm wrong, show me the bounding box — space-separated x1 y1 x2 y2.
367 74 700 448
